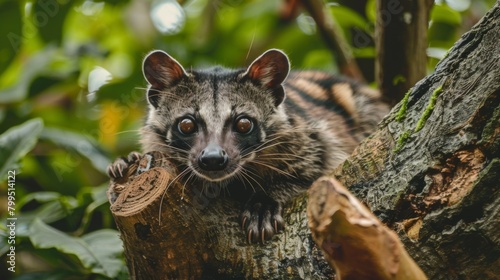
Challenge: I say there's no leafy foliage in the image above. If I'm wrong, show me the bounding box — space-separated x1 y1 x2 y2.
30 219 124 278
0 119 43 180
0 0 494 278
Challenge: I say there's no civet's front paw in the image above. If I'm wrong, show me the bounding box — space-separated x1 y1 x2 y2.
107 151 141 180
240 194 284 244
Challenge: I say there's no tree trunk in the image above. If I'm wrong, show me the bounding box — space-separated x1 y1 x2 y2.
108 3 499 279
375 0 434 105
335 2 500 278
109 151 333 279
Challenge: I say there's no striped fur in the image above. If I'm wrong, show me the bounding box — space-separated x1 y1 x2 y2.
138 49 389 242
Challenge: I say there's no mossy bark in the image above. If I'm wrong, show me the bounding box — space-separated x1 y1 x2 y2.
334 3 500 278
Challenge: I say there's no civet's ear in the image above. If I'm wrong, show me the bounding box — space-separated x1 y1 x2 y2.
244 49 290 106
142 50 187 108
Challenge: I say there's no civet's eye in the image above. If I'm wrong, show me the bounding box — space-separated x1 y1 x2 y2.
234 117 254 134
178 118 197 135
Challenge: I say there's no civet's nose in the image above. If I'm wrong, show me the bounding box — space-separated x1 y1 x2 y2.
198 143 228 171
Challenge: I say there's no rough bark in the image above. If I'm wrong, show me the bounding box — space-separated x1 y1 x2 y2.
307 177 427 280
108 3 499 279
109 153 333 279
335 3 499 278
109 153 426 279
375 0 434 105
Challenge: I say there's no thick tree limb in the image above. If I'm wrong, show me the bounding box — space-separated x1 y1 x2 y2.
108 152 333 279
307 177 427 280
335 3 500 278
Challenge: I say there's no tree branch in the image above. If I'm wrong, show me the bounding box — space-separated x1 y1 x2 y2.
108 152 333 279
301 0 365 81
375 0 434 105
308 177 427 280
335 2 500 278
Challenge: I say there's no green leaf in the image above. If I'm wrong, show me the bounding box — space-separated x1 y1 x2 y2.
0 0 22 74
4 193 79 240
16 191 79 219
18 199 77 228
0 118 44 180
30 219 124 278
18 191 62 209
76 184 110 234
365 0 377 23
33 0 75 45
353 46 376 58
40 127 111 174
81 230 124 276
302 49 335 70
431 4 462 26
330 5 370 31
0 47 56 103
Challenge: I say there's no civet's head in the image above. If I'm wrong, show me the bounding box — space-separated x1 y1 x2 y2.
141 49 290 183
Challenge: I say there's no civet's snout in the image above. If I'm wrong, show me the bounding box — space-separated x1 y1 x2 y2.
198 143 229 171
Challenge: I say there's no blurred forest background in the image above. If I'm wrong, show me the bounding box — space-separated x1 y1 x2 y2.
0 0 495 279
